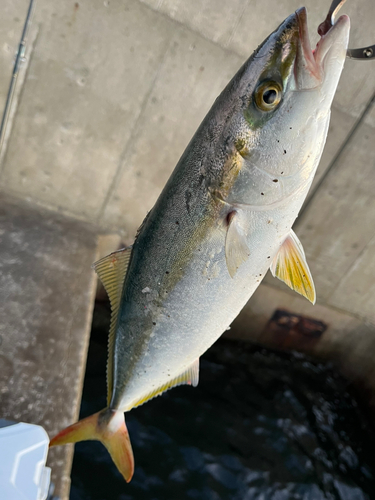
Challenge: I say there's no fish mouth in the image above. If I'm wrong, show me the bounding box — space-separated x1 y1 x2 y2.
295 6 350 90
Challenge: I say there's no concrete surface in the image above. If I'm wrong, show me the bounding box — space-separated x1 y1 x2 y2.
0 0 374 239
296 96 375 315
1 0 175 222
140 0 375 119
0 0 30 112
0 193 97 499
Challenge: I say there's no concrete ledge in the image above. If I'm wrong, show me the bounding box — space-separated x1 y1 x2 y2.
0 193 98 499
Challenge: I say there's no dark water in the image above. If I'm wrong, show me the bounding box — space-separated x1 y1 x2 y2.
70 303 375 500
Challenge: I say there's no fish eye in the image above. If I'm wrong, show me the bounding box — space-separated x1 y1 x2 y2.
255 81 282 111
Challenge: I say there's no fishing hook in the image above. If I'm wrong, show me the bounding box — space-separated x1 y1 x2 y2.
318 0 375 60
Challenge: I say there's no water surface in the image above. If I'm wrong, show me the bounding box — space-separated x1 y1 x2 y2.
70 303 375 500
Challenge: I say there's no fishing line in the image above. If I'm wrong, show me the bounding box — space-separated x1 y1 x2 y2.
0 0 37 162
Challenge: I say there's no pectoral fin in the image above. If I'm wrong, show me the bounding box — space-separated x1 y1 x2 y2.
270 230 316 304
225 211 250 278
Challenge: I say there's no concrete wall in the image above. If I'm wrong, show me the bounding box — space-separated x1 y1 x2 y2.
0 0 374 235
1 1 375 496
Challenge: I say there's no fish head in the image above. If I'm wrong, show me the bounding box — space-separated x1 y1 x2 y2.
220 7 350 206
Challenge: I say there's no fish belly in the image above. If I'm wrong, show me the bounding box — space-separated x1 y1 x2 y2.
116 193 304 411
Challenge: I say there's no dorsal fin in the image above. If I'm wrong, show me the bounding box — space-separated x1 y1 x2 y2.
92 247 132 404
131 359 200 410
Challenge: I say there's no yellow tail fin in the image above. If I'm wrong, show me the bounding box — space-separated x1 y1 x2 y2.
50 408 134 482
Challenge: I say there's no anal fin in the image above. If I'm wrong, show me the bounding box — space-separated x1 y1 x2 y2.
270 229 316 304
132 359 200 409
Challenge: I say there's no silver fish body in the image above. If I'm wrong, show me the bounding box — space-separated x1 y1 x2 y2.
50 6 350 482
111 8 349 411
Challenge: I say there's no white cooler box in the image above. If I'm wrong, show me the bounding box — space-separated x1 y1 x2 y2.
0 419 54 500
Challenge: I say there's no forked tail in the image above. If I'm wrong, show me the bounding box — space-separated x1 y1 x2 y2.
49 408 134 482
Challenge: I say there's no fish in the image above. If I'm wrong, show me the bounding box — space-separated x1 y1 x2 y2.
50 5 350 482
